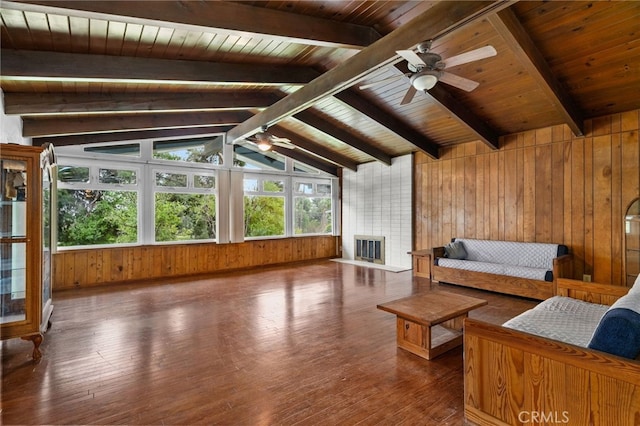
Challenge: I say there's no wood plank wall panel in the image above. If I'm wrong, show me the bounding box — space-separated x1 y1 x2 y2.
415 109 640 286
53 236 337 290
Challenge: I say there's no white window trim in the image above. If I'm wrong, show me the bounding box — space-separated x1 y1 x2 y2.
56 139 340 250
57 159 142 250
291 177 335 237
150 166 218 245
243 172 288 240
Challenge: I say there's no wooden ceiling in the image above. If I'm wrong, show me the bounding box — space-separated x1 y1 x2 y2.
1 1 639 173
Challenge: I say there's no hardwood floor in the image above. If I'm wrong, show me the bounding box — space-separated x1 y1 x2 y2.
1 260 537 425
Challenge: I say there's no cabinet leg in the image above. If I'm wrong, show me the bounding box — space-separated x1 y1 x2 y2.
21 333 43 361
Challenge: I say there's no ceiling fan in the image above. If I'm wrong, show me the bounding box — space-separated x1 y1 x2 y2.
360 40 497 105
243 126 295 151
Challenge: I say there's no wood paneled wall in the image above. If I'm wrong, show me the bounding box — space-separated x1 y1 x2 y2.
53 236 338 290
415 109 640 286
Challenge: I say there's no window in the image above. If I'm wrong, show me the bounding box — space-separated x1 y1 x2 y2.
57 164 139 247
153 170 217 243
100 168 137 185
294 179 333 235
234 144 285 171
293 161 320 174
294 181 314 195
243 175 285 238
84 143 140 157
155 171 187 188
153 137 224 164
55 138 338 249
57 165 89 183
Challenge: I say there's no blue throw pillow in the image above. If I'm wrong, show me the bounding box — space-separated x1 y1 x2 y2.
588 293 640 359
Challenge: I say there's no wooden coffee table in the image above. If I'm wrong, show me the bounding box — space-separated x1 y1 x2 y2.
377 291 487 360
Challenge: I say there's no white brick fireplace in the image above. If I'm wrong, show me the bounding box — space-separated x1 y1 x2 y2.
341 155 412 269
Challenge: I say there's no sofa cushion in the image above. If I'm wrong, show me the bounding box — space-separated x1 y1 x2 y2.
444 240 467 259
503 296 608 347
588 292 640 359
452 238 564 270
436 258 551 281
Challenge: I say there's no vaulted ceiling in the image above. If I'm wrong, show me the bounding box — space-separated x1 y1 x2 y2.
1 1 639 175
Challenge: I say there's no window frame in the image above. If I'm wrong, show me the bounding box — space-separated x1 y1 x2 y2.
292 177 335 236
242 173 288 240
56 159 142 250
150 166 218 244
152 137 225 166
55 137 339 250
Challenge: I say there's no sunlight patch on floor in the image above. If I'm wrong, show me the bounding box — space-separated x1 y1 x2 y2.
331 258 411 273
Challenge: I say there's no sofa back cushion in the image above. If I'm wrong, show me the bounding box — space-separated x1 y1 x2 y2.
588 292 640 359
452 238 565 269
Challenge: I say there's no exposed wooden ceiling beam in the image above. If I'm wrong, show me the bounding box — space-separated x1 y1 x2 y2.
426 85 501 150
270 147 339 177
2 0 380 49
488 8 584 136
1 49 320 86
293 110 392 165
32 127 231 147
7 88 435 162
3 92 282 115
333 89 440 159
226 1 512 144
22 111 251 137
268 126 359 171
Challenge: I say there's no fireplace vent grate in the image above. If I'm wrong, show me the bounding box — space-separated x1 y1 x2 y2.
354 235 385 264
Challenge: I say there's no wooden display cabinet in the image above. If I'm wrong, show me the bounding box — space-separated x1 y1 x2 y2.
1 144 55 361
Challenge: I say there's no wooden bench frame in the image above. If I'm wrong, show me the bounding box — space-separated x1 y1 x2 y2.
464 278 640 426
431 246 573 300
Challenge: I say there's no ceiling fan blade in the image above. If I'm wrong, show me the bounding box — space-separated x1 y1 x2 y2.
442 45 497 68
270 136 291 143
396 49 426 67
359 74 403 90
400 85 418 105
439 71 480 92
273 141 295 149
244 135 273 151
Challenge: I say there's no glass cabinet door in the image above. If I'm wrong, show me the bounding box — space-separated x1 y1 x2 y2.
0 159 28 324
41 156 54 329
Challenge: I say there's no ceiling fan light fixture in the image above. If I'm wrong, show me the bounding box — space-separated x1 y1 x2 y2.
256 140 272 151
411 71 439 91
